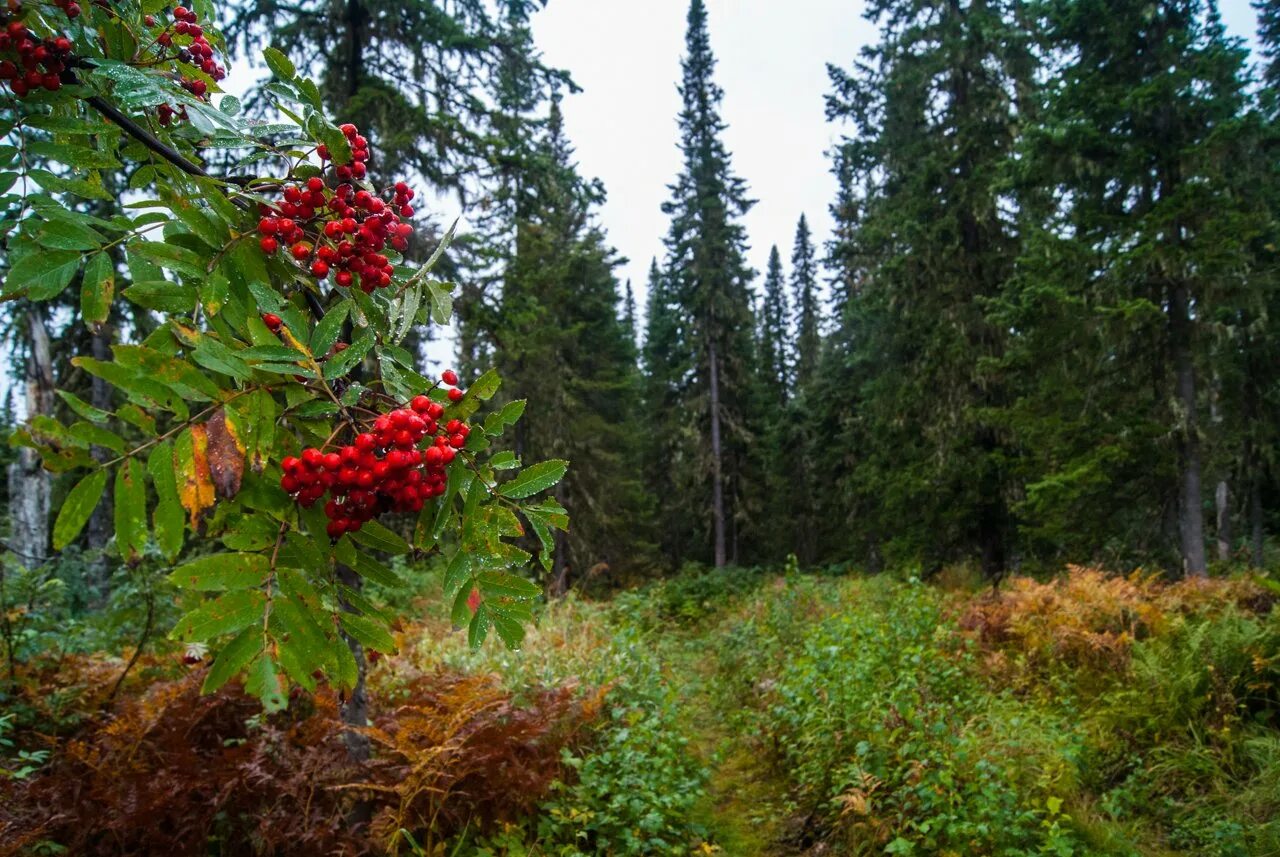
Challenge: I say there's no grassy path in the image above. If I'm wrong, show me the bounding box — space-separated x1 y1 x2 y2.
658 617 800 856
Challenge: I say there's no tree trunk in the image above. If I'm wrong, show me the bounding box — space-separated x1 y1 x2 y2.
335 564 373 825
1168 280 1206 577
1250 470 1264 568
8 309 54 569
707 338 726 568
85 325 115 599
1215 479 1231 564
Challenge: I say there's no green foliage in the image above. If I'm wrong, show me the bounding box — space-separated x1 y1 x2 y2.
0 7 567 708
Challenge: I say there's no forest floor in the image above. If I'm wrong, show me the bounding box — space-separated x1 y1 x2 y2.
669 625 798 856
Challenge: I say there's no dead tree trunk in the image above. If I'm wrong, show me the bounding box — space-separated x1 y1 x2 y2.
1168 280 1206 577
8 309 54 568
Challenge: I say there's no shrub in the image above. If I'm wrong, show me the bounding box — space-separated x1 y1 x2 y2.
0 663 601 856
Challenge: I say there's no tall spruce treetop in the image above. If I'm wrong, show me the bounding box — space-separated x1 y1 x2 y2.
759 246 790 397
661 0 758 567
1258 0 1280 88
790 214 821 389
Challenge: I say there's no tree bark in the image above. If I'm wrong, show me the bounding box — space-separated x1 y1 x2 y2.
1168 280 1206 576
707 338 726 568
1215 479 1231 564
1250 469 1265 568
8 309 54 569
85 325 115 599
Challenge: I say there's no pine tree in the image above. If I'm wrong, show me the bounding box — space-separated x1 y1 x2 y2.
789 214 821 389
660 0 758 567
758 246 789 397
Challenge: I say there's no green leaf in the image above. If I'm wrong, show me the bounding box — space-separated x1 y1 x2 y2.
81 253 115 325
52 470 108 550
56 390 110 424
172 590 265 642
443 550 471 596
321 328 374 380
147 441 185 561
498 459 568 499
2 249 81 300
339 612 396 654
35 217 104 251
451 584 475 630
309 300 350 356
201 624 263 693
262 46 297 81
169 553 271 591
129 240 205 278
490 450 520 470
245 653 287 712
478 571 541 599
114 458 148 560
484 399 526 437
123 279 194 314
350 519 410 555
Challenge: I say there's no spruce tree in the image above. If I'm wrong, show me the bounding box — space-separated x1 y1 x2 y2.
789 214 821 389
487 94 652 588
1005 0 1263 575
660 0 758 567
641 259 696 564
224 0 566 191
823 0 1033 576
758 246 790 397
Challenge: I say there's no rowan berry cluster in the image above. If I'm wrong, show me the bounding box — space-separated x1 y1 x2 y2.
280 373 470 538
0 21 73 97
152 5 224 123
256 123 417 293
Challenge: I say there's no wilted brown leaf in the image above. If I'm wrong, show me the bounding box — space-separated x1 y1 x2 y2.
205 409 245 499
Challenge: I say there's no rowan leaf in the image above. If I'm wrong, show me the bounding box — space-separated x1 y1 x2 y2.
497 459 568 499
52 470 108 550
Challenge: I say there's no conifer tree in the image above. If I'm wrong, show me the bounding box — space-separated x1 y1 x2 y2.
789 214 821 390
660 0 758 567
224 0 566 191
758 246 789 398
1004 0 1262 575
642 259 696 564
823 0 1033 576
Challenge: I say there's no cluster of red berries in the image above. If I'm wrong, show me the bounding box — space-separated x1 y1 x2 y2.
256 124 417 293
0 21 72 97
279 372 470 538
149 5 224 124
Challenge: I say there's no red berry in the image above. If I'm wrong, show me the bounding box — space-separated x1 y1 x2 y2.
447 388 464 402
441 369 459 386
260 236 279 254
261 312 283 331
310 260 329 278
410 395 431 413
259 217 279 234
291 242 311 260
